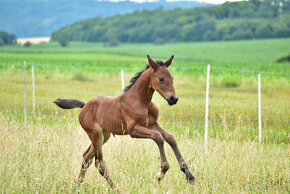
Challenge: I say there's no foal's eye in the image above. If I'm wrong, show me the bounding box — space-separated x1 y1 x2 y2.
158 77 164 82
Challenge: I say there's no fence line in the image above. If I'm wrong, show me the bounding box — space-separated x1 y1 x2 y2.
0 100 52 104
258 74 262 142
1 62 290 75
34 87 120 96
159 112 290 122
1 85 289 110
0 110 75 119
35 79 121 85
23 61 27 128
2 84 289 93
1 61 289 150
161 121 205 124
32 65 35 117
1 110 287 135
1 104 289 122
208 122 288 135
0 63 207 70
180 96 290 109
211 67 290 76
121 70 125 92
177 86 290 92
204 64 210 153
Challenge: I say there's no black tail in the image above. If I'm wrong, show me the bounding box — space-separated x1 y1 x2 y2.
53 98 86 109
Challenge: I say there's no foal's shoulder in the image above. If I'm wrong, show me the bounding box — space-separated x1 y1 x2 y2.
149 102 159 115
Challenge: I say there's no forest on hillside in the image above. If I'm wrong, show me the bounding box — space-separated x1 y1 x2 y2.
52 0 290 43
0 31 16 46
0 0 211 37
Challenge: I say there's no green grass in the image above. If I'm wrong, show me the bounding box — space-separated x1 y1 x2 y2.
0 38 289 193
1 39 290 64
1 38 289 83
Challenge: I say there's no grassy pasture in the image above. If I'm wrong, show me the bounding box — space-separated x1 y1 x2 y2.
0 113 288 193
0 39 289 193
1 38 290 64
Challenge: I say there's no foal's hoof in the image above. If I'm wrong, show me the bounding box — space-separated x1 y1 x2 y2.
78 178 84 184
76 180 83 187
113 187 120 194
187 177 195 185
156 171 164 182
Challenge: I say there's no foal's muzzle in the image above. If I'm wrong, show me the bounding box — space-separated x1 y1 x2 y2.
167 96 178 106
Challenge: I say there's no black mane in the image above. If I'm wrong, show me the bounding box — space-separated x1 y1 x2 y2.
123 60 165 93
123 65 150 92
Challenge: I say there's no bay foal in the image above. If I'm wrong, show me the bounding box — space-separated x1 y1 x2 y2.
54 55 195 190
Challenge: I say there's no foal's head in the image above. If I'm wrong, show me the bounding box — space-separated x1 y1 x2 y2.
147 55 178 106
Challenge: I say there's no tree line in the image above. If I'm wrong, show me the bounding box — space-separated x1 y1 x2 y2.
0 31 16 46
52 0 289 43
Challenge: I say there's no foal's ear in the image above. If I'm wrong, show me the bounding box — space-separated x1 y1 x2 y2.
147 55 159 71
165 55 174 67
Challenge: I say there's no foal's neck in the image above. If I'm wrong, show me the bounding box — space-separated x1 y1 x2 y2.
130 69 154 106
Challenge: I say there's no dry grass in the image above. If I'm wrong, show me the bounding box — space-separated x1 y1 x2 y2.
0 113 288 193
0 66 289 193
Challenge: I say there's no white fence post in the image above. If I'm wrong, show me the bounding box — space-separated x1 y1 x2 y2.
204 64 211 154
32 65 35 117
24 61 27 128
121 70 124 92
258 74 262 142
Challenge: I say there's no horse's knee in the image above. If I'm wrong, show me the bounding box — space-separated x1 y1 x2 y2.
129 130 137 138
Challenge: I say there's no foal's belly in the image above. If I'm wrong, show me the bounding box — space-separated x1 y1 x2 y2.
95 96 129 135
100 116 129 135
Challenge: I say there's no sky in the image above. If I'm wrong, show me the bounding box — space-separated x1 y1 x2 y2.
166 0 242 4
184 0 242 4
102 0 243 4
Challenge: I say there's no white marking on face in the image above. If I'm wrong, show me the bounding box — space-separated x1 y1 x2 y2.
164 92 173 99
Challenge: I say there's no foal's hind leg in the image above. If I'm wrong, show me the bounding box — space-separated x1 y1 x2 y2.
90 129 117 191
78 144 95 183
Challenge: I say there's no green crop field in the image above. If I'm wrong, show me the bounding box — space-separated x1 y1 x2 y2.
0 39 289 193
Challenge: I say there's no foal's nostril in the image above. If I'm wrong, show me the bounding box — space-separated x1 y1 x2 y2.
167 96 178 105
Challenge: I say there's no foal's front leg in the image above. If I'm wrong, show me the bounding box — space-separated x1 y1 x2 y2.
129 124 170 181
153 123 195 185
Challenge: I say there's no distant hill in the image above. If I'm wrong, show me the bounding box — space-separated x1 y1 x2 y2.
52 0 290 43
0 0 212 38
